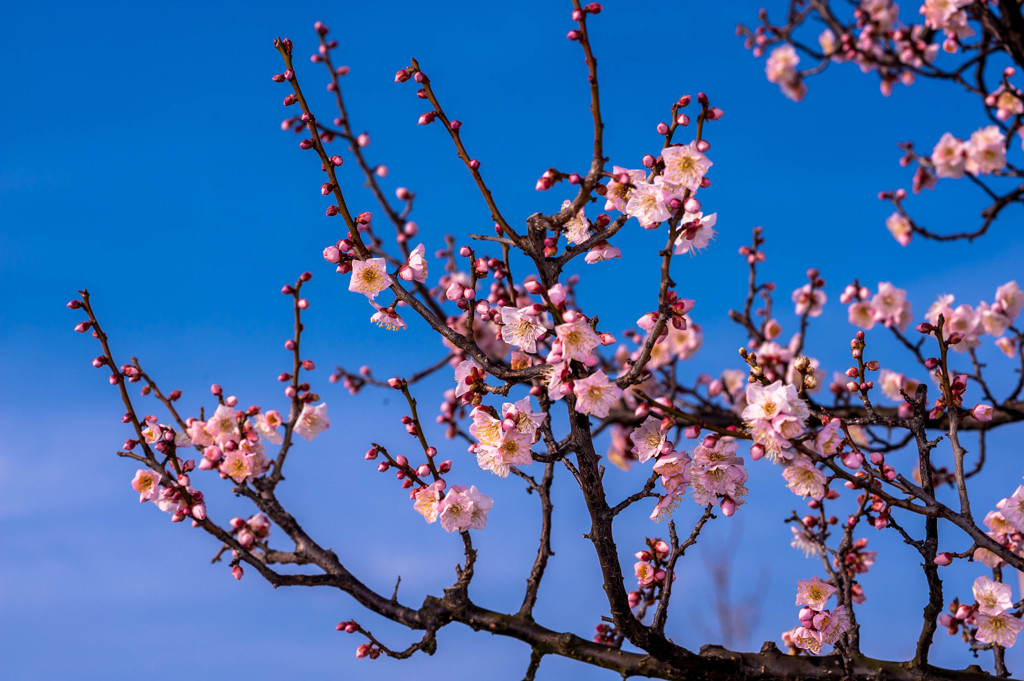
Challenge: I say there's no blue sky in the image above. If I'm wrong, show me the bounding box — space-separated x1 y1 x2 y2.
4 1 1024 679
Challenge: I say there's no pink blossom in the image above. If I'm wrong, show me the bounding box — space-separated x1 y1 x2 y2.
791 626 823 654
796 576 837 612
972 403 994 422
766 44 805 101
560 199 591 245
634 561 657 587
399 243 428 283
500 306 547 353
624 179 673 228
629 416 667 464
992 85 1023 121
604 167 646 213
848 301 876 330
349 257 392 299
689 438 748 507
131 469 162 503
221 448 253 483
885 212 912 246
370 302 406 330
253 411 284 445
930 132 965 179
996 486 1024 531
673 212 717 255
438 485 493 532
973 576 1013 615
996 280 1024 321
413 482 443 523
205 404 240 445
661 142 712 192
964 126 1006 176
782 456 827 499
555 317 600 363
573 370 622 418
741 380 809 460
975 612 1023 648
584 242 622 263
294 402 329 441
816 605 850 645
792 284 826 317
454 358 484 399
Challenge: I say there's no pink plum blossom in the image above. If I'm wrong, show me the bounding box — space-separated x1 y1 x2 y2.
973 576 1013 615
555 317 601 363
294 402 330 441
975 612 1023 648
796 576 837 612
661 142 712 192
132 469 161 503
500 306 547 353
573 370 622 418
629 416 667 463
349 258 392 299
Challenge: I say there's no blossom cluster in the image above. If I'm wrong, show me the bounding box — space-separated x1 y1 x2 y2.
939 577 1023 649
648 431 748 521
924 281 1022 355
413 481 493 532
843 281 913 333
469 396 544 477
782 576 850 654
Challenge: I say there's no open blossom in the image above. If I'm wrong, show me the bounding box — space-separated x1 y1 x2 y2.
765 44 805 101
370 302 406 330
976 612 1024 648
630 416 667 463
294 402 329 441
673 212 717 255
253 411 284 445
815 605 850 646
661 142 712 192
205 404 240 445
634 561 657 587
885 212 912 246
796 576 837 612
604 167 646 212
221 448 254 483
921 0 972 30
555 317 601 362
399 243 428 282
438 485 493 532
964 126 1007 176
584 242 622 264
132 469 162 503
476 429 533 476
349 257 391 299
973 576 1013 615
871 282 913 331
625 179 674 228
560 199 591 244
689 438 748 508
790 526 820 558
930 132 965 179
782 456 827 499
651 449 692 521
742 380 809 460
996 486 1024 531
996 280 1024 321
573 370 622 419
413 482 443 523
790 626 823 654
501 306 546 353
792 284 826 317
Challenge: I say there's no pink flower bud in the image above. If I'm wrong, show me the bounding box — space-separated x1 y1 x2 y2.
972 404 993 421
656 122 669 135
232 565 244 581
933 552 953 566
720 498 736 516
469 159 480 170
683 197 701 213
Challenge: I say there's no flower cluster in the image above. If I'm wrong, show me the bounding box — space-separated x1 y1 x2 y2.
741 380 809 461
469 397 544 476
842 281 913 332
924 281 1022 354
782 576 850 654
649 435 747 521
413 481 493 532
939 577 1023 649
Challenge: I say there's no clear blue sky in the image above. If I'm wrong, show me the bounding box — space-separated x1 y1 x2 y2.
4 1 1024 679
